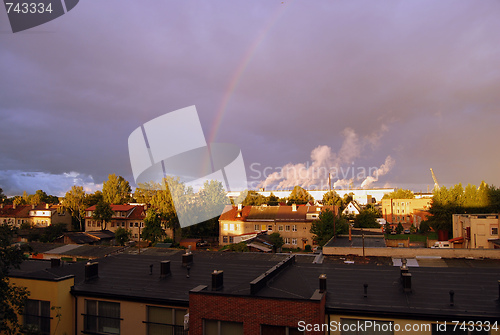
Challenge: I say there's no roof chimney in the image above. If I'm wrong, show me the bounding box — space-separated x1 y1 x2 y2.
237 203 242 211
160 260 171 278
182 248 193 267
32 204 35 210
212 270 223 291
85 262 99 281
13 203 16 209
50 258 61 268
46 203 49 209
319 274 327 293
292 203 297 212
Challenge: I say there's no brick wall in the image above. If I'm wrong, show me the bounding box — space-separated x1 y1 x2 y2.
189 292 326 335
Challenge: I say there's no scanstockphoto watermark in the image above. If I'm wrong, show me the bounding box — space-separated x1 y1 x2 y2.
297 320 432 333
249 162 382 183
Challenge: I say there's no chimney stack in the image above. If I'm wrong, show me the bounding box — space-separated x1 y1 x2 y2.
46 203 49 209
160 261 171 278
13 203 16 209
237 203 242 211
319 274 327 293
182 248 193 267
85 262 99 281
50 258 61 268
292 203 297 212
212 270 223 291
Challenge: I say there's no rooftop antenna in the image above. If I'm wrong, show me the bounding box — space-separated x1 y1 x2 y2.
430 168 440 191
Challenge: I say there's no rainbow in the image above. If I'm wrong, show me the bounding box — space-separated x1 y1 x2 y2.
207 1 293 144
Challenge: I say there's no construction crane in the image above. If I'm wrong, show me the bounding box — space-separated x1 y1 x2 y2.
430 168 440 191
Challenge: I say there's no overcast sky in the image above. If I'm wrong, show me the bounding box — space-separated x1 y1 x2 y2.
1 0 499 197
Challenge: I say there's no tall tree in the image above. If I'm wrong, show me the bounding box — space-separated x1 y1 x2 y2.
310 208 335 246
102 174 132 205
354 206 380 228
287 186 314 205
134 182 158 204
141 209 165 244
0 223 30 335
92 201 113 230
115 227 132 246
64 186 87 231
268 232 284 252
322 190 343 208
0 187 6 202
382 189 415 199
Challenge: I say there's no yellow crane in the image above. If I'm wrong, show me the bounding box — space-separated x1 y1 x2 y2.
430 168 440 191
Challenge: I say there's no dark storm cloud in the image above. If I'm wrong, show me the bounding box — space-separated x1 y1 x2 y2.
0 0 499 196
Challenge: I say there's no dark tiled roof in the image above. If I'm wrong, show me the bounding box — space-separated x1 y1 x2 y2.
64 232 99 244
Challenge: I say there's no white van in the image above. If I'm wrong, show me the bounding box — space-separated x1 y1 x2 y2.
431 241 451 249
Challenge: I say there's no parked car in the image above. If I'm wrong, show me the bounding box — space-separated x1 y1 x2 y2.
404 229 411 234
431 241 451 248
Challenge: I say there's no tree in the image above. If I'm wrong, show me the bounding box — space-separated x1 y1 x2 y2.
310 208 335 246
335 215 349 235
115 227 132 246
0 223 30 334
39 222 67 243
64 186 87 231
235 190 266 206
384 222 392 235
382 189 415 199
84 191 103 208
102 174 132 205
0 187 6 202
354 206 380 228
266 193 279 206
287 186 314 205
396 222 404 235
141 209 165 244
322 190 342 207
92 201 113 230
134 182 158 204
268 232 284 252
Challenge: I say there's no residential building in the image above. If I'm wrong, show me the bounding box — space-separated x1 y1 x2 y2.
452 214 500 248
219 204 336 249
342 200 361 216
0 203 72 229
381 198 432 227
85 204 173 241
9 250 500 335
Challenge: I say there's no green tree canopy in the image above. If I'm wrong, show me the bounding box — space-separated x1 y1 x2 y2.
310 208 335 246
102 174 132 205
141 209 165 244
115 227 132 246
382 189 415 199
268 232 284 252
354 205 380 228
64 186 87 231
0 224 30 334
287 186 314 205
92 201 113 230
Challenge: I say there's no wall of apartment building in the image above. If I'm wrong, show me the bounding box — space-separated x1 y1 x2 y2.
219 220 316 248
75 295 188 335
85 219 174 241
189 292 326 335
9 276 75 335
453 214 499 249
381 198 432 226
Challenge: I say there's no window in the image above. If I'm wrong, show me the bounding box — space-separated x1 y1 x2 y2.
121 222 125 227
292 238 297 245
229 236 234 243
229 223 235 231
268 225 273 231
129 222 133 228
340 318 393 335
140 222 144 228
145 306 187 335
84 300 121 334
204 320 243 335
255 225 259 231
222 236 228 243
111 222 115 227
24 299 50 335
278 225 283 231
292 225 297 232
285 225 290 232
491 227 498 236
261 325 304 335
284 237 290 244
135 222 139 227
